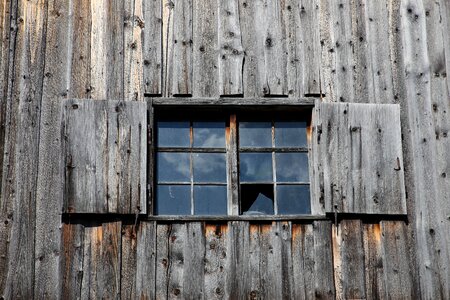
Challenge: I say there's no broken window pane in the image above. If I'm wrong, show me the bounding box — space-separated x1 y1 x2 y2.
277 185 311 214
239 153 273 182
193 153 226 183
275 121 307 147
239 122 272 147
194 185 227 215
155 185 191 215
157 121 190 147
241 184 274 215
275 153 309 182
193 122 225 148
156 152 190 182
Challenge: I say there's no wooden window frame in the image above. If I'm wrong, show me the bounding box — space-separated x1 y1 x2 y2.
148 97 322 220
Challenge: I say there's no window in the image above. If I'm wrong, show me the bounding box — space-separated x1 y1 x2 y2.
154 110 311 216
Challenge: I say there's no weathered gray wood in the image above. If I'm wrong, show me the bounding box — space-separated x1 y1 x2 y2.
63 99 147 214
142 215 327 222
313 221 335 299
1 0 47 297
183 222 205 298
218 0 243 96
400 0 450 298
291 223 314 299
124 0 144 101
332 220 366 299
155 224 170 300
135 221 156 299
167 223 186 299
120 223 137 299
204 224 228 300
61 223 84 300
192 0 218 98
227 115 239 215
312 102 407 214
363 223 385 299
380 221 414 299
163 0 193 96
151 97 316 106
143 0 162 95
80 221 122 299
299 0 322 95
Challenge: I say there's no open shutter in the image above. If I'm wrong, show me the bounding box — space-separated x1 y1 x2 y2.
311 102 406 215
62 99 147 214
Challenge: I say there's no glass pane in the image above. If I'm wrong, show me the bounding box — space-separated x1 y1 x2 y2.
239 122 272 148
241 184 274 215
275 153 309 182
275 121 307 147
277 185 311 214
239 153 273 182
156 152 190 182
155 185 191 215
194 186 227 215
193 153 226 183
157 121 190 147
193 122 225 148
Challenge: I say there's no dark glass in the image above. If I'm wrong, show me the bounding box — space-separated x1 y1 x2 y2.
241 184 274 215
193 153 226 183
157 121 190 147
277 185 311 214
239 122 272 147
275 153 309 182
193 122 226 148
275 121 307 147
239 153 273 182
194 185 227 215
155 185 191 215
156 152 190 182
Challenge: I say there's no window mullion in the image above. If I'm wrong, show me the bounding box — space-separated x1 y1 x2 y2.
227 114 239 215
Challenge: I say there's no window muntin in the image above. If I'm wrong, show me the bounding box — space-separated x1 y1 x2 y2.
154 112 311 216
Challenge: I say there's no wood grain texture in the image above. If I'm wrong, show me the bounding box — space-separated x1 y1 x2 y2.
204 224 228 300
61 223 84 300
135 221 156 299
218 0 243 96
312 102 407 214
63 99 147 214
313 220 335 299
143 0 162 95
120 223 137 299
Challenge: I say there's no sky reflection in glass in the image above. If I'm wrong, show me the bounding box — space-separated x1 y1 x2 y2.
155 185 191 215
193 122 225 148
275 153 309 182
194 186 227 215
193 153 226 183
157 121 190 147
156 152 190 182
240 153 273 182
277 185 311 214
275 121 307 147
239 122 272 147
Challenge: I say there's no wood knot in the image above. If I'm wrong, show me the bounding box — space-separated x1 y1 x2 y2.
265 38 273 47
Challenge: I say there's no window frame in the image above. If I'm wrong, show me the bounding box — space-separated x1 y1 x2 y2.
148 98 320 220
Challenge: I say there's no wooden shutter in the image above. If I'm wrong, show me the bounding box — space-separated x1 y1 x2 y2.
311 102 407 215
62 99 147 214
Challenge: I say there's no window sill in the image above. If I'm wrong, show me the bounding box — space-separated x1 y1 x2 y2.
144 215 328 222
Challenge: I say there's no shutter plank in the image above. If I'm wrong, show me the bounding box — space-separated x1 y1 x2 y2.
63 99 147 214
312 102 407 215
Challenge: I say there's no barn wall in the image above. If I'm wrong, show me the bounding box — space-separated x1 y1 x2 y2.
0 0 449 299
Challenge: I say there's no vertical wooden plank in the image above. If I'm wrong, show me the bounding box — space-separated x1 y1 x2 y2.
299 0 322 95
34 0 71 295
124 0 144 101
167 223 186 300
155 224 170 300
292 223 314 300
313 220 335 299
363 223 385 299
183 222 205 299
61 223 84 300
380 221 414 299
193 0 218 98
283 0 302 98
80 221 122 299
218 0 243 96
332 220 366 300
69 0 91 99
136 221 157 299
204 224 228 300
225 221 250 299
120 223 137 299
143 0 162 95
226 115 239 215
248 223 261 299
162 0 193 96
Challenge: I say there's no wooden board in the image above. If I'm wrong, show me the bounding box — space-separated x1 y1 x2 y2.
63 99 147 214
135 221 157 299
143 0 162 95
312 102 407 214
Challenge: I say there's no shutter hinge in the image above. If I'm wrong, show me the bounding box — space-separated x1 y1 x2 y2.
147 125 152 144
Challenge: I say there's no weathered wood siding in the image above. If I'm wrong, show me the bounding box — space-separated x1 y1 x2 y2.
0 0 449 298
